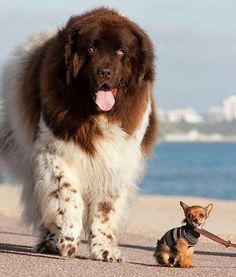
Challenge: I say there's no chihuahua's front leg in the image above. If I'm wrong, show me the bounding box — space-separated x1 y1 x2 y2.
176 239 193 268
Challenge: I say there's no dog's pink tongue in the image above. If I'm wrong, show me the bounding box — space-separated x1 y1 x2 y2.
95 90 115 111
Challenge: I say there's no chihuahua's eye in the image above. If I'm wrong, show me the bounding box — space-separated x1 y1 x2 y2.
199 213 204 218
116 49 125 57
188 214 193 219
88 44 96 54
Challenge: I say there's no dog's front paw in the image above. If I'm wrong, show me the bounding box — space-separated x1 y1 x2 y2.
90 245 122 262
35 239 59 255
57 236 79 258
180 262 192 268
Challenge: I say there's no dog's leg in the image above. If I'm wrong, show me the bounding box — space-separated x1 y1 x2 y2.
35 226 59 254
87 192 127 262
185 246 194 267
34 151 83 258
176 239 192 268
154 243 173 267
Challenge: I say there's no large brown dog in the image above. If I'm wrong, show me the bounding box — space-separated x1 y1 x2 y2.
0 7 157 261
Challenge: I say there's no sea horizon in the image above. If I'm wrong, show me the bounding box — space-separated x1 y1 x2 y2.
140 142 236 200
1 142 236 200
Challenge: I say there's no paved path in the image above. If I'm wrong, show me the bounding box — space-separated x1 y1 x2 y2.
0 215 236 277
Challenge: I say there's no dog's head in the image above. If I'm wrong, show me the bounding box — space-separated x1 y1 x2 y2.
62 8 154 112
180 201 213 228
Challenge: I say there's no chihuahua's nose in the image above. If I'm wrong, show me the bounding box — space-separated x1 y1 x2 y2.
193 218 198 223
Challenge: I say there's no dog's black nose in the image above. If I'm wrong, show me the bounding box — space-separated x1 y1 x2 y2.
97 68 112 79
193 218 198 223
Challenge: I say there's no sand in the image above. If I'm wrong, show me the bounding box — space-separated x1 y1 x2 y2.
0 185 236 276
0 185 235 238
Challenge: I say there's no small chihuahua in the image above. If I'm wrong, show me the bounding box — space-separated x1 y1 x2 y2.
154 201 213 268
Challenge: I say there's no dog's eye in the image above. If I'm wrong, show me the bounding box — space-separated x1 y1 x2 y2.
116 49 125 57
88 44 96 54
188 214 193 219
199 213 204 218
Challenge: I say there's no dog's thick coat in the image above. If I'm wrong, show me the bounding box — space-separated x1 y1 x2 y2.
0 8 157 260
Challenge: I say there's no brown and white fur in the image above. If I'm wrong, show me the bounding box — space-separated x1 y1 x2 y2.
154 201 213 268
0 8 157 261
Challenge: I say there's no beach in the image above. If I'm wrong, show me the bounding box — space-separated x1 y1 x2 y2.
0 185 236 276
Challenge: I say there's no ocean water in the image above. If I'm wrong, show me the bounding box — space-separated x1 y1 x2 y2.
1 143 236 200
140 143 236 200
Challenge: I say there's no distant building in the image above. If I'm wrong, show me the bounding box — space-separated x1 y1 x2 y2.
158 109 168 123
159 108 204 124
159 95 236 124
207 107 224 122
163 129 235 142
223 95 236 121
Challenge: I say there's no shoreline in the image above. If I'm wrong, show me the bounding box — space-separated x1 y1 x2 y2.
0 185 235 240
139 192 236 201
158 140 236 143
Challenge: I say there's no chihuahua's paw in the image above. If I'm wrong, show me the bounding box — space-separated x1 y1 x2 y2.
180 262 192 268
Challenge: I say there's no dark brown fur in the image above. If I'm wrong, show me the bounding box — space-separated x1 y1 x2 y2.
98 201 114 223
98 202 114 214
141 97 158 155
19 7 157 155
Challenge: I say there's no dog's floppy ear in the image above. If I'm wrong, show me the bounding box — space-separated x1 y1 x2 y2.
205 203 213 218
180 201 189 215
65 29 84 84
129 24 154 83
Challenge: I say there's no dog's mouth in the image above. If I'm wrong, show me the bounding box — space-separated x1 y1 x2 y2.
95 83 117 112
190 221 202 228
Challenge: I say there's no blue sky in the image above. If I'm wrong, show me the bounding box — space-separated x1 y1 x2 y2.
0 0 236 112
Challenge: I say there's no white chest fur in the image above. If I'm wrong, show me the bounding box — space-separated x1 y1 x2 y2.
35 100 151 198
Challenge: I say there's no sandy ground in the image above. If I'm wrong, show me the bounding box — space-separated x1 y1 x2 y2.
0 185 236 276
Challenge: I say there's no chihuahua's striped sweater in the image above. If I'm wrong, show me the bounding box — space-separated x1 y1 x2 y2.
158 225 200 249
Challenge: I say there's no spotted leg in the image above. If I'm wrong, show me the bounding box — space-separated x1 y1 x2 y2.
88 192 128 262
34 151 83 258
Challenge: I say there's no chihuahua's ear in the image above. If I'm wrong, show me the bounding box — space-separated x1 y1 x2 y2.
180 201 189 214
205 203 213 218
65 29 84 84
